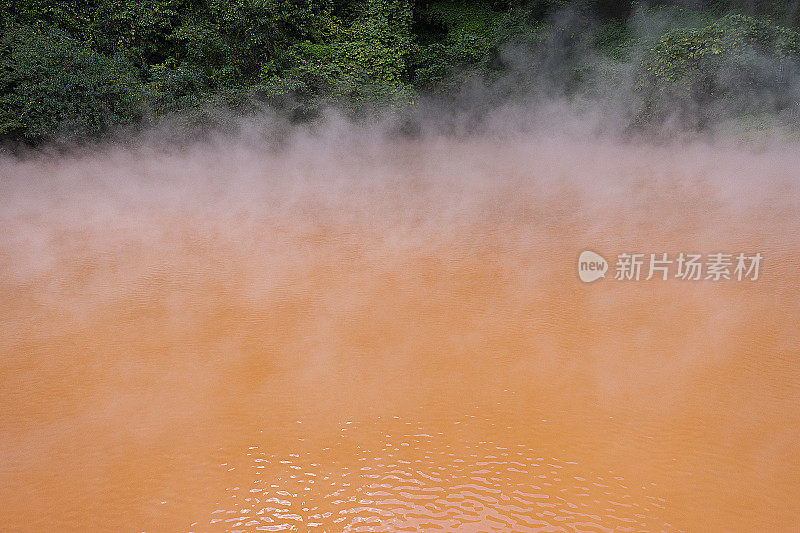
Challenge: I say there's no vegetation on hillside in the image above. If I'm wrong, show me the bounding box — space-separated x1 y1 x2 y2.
1 0 799 144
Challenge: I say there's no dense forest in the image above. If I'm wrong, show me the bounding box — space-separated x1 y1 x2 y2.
2 0 800 144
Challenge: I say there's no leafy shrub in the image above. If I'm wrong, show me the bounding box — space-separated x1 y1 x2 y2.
637 13 800 127
0 24 141 142
256 0 415 113
410 1 539 91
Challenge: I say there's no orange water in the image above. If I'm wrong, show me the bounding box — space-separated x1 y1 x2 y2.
1 135 799 531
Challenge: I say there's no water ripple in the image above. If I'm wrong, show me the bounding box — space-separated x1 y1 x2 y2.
196 417 673 532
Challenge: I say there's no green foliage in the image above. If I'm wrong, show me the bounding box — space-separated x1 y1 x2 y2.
0 0 98 41
0 24 141 141
2 0 800 143
411 1 540 90
637 13 800 126
593 20 632 60
256 0 415 113
92 0 184 64
646 13 800 82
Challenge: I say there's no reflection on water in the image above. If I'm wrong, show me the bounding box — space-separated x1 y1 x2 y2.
1 135 799 531
204 414 671 532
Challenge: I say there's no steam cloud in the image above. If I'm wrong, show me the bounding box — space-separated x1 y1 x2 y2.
2 7 800 531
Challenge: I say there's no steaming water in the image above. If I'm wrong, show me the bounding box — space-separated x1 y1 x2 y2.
1 131 799 532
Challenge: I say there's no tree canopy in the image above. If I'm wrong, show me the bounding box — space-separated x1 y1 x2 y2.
1 0 799 143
